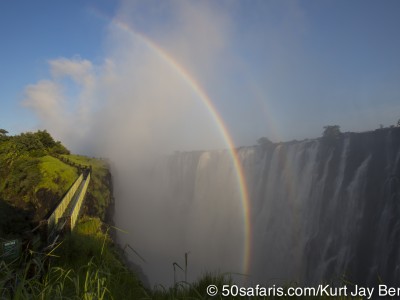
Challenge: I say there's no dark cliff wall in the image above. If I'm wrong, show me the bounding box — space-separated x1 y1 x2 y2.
159 127 400 286
242 127 400 286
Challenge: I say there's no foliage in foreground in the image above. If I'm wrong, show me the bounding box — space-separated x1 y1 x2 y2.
1 218 362 299
1 259 363 300
1 217 149 299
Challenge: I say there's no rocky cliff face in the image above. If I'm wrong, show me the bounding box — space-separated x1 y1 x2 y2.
242 127 400 286
140 127 400 286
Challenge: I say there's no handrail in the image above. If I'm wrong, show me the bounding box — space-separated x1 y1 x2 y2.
47 174 83 234
70 172 91 230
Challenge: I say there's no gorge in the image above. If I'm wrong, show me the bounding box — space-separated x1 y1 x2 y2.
114 127 400 287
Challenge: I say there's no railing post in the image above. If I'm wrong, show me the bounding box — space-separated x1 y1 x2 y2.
60 216 72 235
39 220 48 244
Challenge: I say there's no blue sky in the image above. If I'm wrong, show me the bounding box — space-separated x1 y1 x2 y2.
1 0 400 148
0 1 114 134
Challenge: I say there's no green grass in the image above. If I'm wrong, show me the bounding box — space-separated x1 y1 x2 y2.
2 217 150 299
0 252 116 299
61 154 108 177
0 151 78 224
0 217 147 299
1 259 362 299
36 155 78 195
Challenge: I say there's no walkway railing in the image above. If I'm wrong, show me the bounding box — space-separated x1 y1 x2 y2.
46 174 84 236
68 172 91 231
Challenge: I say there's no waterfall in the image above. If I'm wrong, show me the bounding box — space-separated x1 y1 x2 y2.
243 129 400 286
115 128 400 286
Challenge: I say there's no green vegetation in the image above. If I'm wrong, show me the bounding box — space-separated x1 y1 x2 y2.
60 154 112 220
0 129 112 236
51 217 149 299
0 129 8 140
36 156 78 199
2 218 240 299
0 130 78 236
0 219 149 299
0 129 132 298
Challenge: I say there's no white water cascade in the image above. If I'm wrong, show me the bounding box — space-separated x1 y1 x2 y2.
114 128 400 287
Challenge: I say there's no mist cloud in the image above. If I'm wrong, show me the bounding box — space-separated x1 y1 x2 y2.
24 0 234 156
23 80 68 138
23 0 243 286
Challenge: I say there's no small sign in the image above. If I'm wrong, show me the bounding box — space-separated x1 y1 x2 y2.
1 239 21 260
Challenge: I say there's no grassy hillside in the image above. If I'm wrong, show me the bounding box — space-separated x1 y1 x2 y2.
0 129 144 298
0 129 147 298
0 130 76 237
36 155 77 195
0 129 114 236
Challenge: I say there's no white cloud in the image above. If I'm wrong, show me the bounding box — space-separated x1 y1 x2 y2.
22 80 68 138
50 57 94 86
23 1 241 286
23 57 99 148
23 80 63 116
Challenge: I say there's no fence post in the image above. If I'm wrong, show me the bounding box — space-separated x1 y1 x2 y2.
39 220 48 244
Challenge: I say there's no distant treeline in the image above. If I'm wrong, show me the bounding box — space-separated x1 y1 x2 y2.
256 121 400 147
0 129 70 157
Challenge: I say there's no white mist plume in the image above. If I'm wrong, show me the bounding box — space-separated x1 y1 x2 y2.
23 1 245 286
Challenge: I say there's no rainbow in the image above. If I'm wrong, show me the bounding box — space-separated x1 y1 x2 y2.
109 18 252 274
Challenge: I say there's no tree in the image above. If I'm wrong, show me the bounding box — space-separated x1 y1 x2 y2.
257 137 273 147
0 129 8 136
322 125 341 140
397 119 400 127
14 132 45 153
0 129 8 142
35 130 56 148
51 141 70 155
